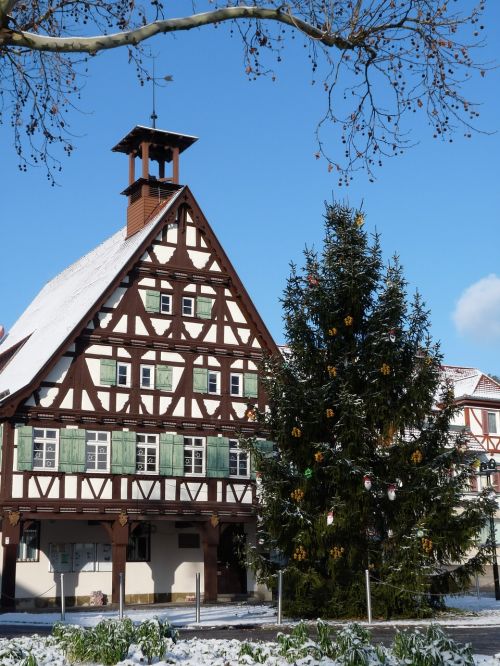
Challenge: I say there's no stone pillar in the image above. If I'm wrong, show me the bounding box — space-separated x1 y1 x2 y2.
1 513 21 609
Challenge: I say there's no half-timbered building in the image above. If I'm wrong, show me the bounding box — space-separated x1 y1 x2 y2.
0 126 277 608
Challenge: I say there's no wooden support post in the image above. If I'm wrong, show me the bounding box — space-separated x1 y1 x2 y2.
159 159 165 180
111 517 129 605
141 142 150 180
200 516 220 602
172 147 180 184
1 515 21 609
128 152 135 186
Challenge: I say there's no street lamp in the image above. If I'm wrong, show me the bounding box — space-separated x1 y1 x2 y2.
478 458 500 601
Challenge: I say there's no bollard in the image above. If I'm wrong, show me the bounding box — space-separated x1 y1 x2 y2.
195 572 201 623
277 570 283 626
60 573 66 621
365 569 372 624
119 572 124 620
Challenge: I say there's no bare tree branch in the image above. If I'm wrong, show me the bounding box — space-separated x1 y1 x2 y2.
0 0 490 185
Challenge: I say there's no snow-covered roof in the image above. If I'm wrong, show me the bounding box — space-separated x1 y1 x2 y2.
442 365 500 401
0 190 184 402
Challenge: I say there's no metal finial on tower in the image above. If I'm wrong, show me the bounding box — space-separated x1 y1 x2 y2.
149 56 173 129
150 58 158 128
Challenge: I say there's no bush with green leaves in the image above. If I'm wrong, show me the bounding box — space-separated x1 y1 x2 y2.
393 624 474 666
52 616 177 666
134 617 178 664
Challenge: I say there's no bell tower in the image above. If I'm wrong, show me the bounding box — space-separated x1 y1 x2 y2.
112 125 198 238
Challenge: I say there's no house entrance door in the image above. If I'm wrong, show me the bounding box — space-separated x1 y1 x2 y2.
217 524 247 595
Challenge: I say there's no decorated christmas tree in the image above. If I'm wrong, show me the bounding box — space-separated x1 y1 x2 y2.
248 203 493 618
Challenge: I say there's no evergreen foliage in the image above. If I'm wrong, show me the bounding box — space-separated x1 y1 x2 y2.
248 203 493 618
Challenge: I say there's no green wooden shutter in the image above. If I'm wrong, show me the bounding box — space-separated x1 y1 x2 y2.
193 368 208 393
16 425 33 471
196 296 213 319
172 435 184 476
243 373 258 398
122 432 137 475
145 290 161 313
111 431 124 474
156 365 173 391
72 429 86 473
159 433 174 476
218 437 229 478
59 429 74 473
250 440 274 479
206 437 229 478
59 428 86 472
100 359 117 386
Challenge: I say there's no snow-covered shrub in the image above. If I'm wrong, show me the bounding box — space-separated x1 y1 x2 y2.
134 617 178 664
53 618 134 665
392 624 474 666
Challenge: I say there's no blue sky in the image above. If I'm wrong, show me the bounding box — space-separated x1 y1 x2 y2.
1 3 499 374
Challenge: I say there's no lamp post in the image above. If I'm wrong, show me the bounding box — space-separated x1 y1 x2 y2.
478 458 500 601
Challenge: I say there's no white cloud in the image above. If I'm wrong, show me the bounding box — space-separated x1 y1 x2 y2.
453 274 500 342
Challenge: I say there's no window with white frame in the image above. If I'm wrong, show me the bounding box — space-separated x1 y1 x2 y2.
32 428 57 470
86 431 110 472
182 296 194 317
116 362 131 387
229 439 248 477
488 412 499 434
160 293 172 314
17 522 40 562
184 436 205 475
230 374 242 397
140 365 154 389
136 434 158 473
208 370 221 395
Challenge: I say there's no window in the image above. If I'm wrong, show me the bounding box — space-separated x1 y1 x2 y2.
127 523 151 562
229 439 249 477
229 372 258 399
140 365 154 389
33 428 57 470
208 371 221 395
86 431 110 472
117 362 131 387
193 368 221 394
178 533 200 549
182 297 194 317
136 434 158 474
160 293 172 314
184 437 205 475
17 522 40 562
230 374 242 397
488 412 498 434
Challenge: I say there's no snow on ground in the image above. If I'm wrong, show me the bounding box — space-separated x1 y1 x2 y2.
1 594 500 628
2 597 500 665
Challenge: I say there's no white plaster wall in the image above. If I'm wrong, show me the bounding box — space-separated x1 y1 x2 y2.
151 318 171 335
39 387 59 407
103 287 126 309
187 250 210 269
113 315 128 333
87 345 113 356
165 223 178 244
226 301 247 324
154 245 175 263
186 226 197 247
44 356 72 384
138 278 155 287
